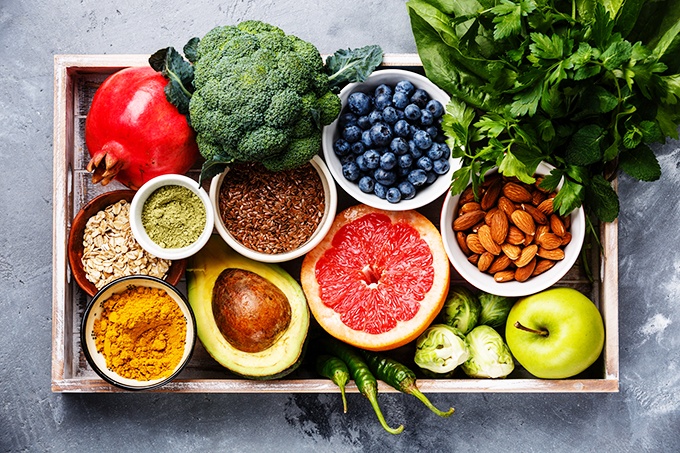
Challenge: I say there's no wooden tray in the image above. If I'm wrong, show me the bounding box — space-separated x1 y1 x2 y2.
52 54 619 393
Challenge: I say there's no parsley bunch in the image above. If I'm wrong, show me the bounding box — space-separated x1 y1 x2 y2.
408 0 680 221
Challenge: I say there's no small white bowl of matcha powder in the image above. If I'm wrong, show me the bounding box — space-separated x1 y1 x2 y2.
130 174 214 260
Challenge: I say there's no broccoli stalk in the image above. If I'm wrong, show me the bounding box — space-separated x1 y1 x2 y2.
150 21 382 184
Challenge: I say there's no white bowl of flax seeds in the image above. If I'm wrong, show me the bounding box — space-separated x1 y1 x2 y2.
209 155 338 263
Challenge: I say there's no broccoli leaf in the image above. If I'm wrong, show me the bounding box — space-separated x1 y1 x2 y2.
183 37 200 63
148 47 194 115
199 157 233 186
325 45 384 92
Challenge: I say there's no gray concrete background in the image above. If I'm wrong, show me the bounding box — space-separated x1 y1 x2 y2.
1 0 679 451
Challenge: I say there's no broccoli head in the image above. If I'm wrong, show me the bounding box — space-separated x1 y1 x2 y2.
189 21 341 175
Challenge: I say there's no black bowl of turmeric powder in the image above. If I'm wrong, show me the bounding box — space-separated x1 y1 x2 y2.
81 275 196 390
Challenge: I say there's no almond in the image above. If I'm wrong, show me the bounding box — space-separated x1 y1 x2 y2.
560 232 572 246
497 196 516 217
536 232 562 250
534 176 550 193
488 254 512 274
524 232 535 246
550 214 566 237
514 244 538 267
501 243 521 261
536 198 554 215
478 224 501 255
507 226 526 245
467 254 480 265
489 210 509 244
459 201 482 214
531 189 547 206
484 207 499 226
537 247 565 260
466 233 486 255
459 186 475 204
453 210 486 231
456 231 470 255
481 178 502 211
478 252 494 272
535 224 550 243
503 182 532 203
494 270 516 282
511 209 536 236
514 258 536 282
532 259 556 276
522 203 548 225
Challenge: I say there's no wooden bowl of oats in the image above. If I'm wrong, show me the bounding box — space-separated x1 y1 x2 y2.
67 190 186 297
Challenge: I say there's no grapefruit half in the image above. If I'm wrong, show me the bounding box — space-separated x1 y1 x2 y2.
301 204 450 351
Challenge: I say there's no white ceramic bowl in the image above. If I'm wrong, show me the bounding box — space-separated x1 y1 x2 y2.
130 174 214 260
81 275 196 390
440 162 586 298
322 69 460 211
209 155 337 263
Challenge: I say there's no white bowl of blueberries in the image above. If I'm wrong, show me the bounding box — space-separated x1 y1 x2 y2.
321 69 460 210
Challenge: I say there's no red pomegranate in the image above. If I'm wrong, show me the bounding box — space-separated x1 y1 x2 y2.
85 66 200 190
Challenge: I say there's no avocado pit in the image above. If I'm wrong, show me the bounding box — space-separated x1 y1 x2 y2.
212 268 292 353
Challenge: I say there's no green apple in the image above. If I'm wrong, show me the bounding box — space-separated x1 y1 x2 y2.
505 287 605 379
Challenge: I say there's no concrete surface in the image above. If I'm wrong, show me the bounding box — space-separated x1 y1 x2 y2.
1 0 679 451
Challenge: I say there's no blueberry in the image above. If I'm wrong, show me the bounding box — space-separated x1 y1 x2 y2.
374 168 397 186
347 92 372 116
395 109 405 120
410 88 430 108
363 149 381 170
374 84 393 98
339 112 357 127
407 169 428 187
390 137 409 155
342 162 361 181
438 143 451 159
355 154 369 172
425 99 444 118
433 158 450 175
395 80 415 97
408 140 423 159
417 156 433 172
342 125 362 143
425 171 438 184
369 110 384 125
398 181 416 200
339 154 355 165
413 130 433 150
333 138 351 156
404 104 421 121
374 94 392 110
394 119 411 138
351 141 365 155
369 123 393 147
386 187 402 203
425 125 439 139
382 106 398 124
357 115 371 130
361 130 373 147
409 125 420 137
420 109 434 126
398 154 413 168
358 175 375 193
426 142 444 160
398 166 411 177
392 91 409 109
374 182 387 199
380 152 397 170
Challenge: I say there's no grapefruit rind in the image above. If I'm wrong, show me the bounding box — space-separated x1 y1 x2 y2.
301 204 450 351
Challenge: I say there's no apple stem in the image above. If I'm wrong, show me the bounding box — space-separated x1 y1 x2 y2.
514 321 549 337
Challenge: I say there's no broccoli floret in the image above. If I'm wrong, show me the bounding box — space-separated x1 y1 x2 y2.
188 20 341 178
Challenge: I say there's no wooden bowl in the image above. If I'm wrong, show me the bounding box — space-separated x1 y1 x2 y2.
67 190 186 297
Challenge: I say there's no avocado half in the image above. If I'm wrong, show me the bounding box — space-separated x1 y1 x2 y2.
187 235 310 379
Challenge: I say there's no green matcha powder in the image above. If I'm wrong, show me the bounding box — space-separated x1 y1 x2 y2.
141 185 206 249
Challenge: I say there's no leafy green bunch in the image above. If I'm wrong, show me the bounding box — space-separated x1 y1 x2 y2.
408 0 680 221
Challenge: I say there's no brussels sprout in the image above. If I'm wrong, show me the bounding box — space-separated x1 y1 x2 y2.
414 324 470 375
461 325 515 378
440 285 481 334
478 292 516 330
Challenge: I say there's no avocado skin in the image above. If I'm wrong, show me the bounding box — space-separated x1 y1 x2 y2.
187 235 309 380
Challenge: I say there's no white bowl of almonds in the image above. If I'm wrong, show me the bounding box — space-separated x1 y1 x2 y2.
440 162 586 298
68 190 186 297
209 155 337 263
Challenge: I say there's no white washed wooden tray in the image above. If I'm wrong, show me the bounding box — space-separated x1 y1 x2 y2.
52 54 619 393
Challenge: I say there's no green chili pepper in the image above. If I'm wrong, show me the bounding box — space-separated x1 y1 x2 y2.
319 337 404 435
361 350 454 418
315 354 350 413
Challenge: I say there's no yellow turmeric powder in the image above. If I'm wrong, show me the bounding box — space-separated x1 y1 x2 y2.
93 285 187 381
